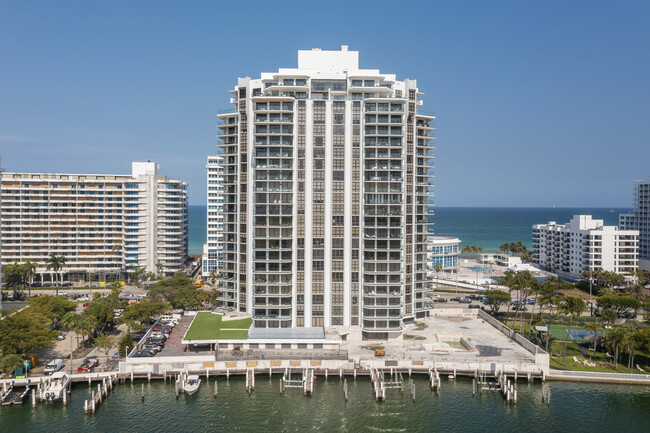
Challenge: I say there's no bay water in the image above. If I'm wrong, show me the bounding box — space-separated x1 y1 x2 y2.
0 376 648 432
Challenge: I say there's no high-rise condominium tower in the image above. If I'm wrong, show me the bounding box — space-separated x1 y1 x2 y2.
0 162 188 281
620 178 650 270
218 46 434 338
202 155 225 281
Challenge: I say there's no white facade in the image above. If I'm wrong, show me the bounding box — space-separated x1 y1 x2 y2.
217 47 435 337
202 155 225 281
533 215 638 280
428 236 460 270
0 162 188 280
0 157 3 296
620 178 650 270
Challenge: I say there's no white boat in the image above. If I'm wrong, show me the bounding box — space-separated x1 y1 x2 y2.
41 372 71 402
184 375 201 395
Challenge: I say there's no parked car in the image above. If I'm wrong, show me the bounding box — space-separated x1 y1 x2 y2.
44 359 64 375
77 295 90 302
433 297 448 303
77 357 99 373
56 333 66 341
132 350 155 358
153 326 172 333
450 297 462 302
468 294 482 300
459 297 472 304
141 344 162 354
149 332 169 340
468 304 481 309
83 303 89 308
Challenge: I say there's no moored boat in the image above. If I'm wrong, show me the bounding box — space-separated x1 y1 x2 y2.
184 375 201 395
40 372 71 402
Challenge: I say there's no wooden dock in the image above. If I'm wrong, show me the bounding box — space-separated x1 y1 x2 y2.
83 373 117 414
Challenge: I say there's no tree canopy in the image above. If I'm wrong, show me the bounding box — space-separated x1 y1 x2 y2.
28 295 77 321
0 311 57 355
147 275 218 310
483 290 510 314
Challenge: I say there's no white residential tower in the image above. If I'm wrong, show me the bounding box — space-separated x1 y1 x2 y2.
217 46 435 338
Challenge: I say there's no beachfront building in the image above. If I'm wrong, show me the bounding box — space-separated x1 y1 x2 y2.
0 162 188 282
532 215 638 280
428 236 460 270
202 155 226 284
620 178 650 270
0 157 4 298
217 46 435 338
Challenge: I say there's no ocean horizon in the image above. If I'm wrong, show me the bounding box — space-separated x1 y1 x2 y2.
188 206 630 257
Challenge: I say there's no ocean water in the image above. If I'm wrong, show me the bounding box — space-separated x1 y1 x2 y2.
188 206 630 256
0 377 648 432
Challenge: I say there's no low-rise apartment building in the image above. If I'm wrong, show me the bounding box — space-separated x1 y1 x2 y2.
532 215 638 280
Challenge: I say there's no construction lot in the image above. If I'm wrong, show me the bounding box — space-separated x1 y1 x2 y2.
344 312 537 367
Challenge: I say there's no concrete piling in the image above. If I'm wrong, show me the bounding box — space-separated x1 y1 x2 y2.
31 388 36 407
214 380 218 398
141 383 144 402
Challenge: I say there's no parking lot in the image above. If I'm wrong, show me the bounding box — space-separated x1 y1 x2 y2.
132 315 211 358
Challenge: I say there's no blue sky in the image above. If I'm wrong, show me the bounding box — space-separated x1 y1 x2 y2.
1 0 648 207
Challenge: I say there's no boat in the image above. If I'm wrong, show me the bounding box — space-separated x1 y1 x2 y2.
184 375 201 395
40 372 71 402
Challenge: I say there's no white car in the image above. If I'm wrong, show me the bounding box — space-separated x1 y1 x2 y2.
77 296 90 302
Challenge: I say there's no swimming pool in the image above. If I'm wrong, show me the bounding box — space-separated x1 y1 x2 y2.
465 266 492 272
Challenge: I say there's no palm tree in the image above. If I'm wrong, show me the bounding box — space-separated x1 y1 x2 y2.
46 254 66 296
538 279 558 353
517 272 540 331
602 309 617 325
61 312 80 348
433 262 443 282
22 260 37 299
585 321 603 356
621 325 640 372
559 296 586 366
208 269 219 288
605 327 627 369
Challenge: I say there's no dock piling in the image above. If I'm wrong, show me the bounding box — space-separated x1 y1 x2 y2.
214 380 218 398
141 383 144 402
411 381 416 401
343 378 348 401
31 388 36 407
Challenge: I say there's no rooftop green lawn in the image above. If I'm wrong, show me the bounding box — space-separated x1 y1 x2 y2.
184 312 251 341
